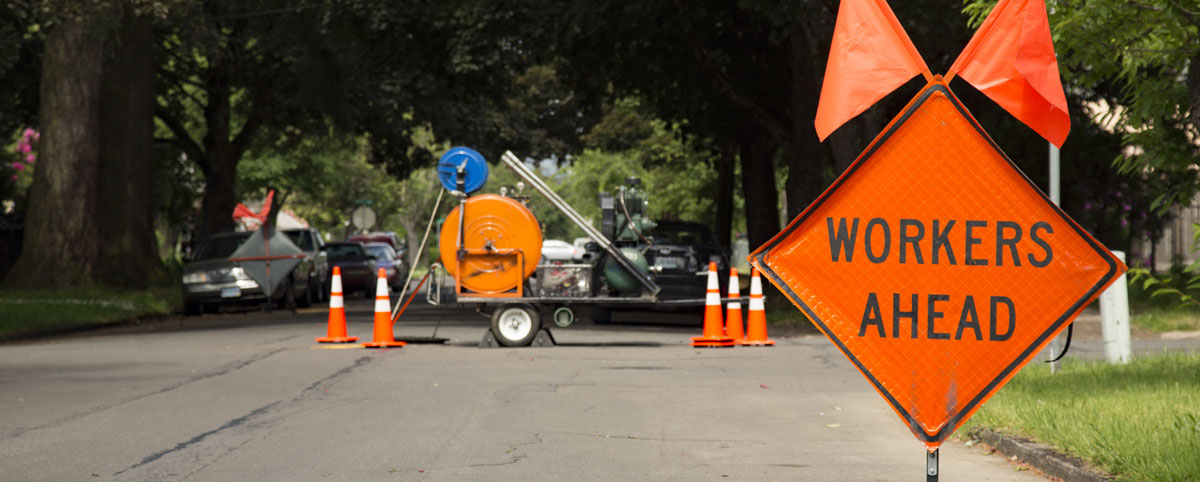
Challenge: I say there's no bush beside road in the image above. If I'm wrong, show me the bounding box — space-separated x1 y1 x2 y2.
964 352 1200 481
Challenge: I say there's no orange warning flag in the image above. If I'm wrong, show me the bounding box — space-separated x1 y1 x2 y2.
815 0 929 141
948 0 1069 147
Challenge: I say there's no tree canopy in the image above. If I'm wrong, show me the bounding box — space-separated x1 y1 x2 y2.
1 0 1194 290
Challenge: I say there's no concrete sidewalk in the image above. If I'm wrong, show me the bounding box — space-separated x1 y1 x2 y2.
1040 308 1200 361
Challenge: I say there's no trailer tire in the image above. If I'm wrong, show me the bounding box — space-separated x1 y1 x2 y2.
491 304 541 347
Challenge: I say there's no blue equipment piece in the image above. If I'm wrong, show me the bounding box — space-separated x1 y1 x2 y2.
437 147 489 194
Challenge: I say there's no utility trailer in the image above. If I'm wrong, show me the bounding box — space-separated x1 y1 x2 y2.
424 149 741 346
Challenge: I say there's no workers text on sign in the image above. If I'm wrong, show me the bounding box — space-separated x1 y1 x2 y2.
857 293 1014 341
826 218 1052 267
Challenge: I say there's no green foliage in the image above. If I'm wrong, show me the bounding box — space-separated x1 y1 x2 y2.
1129 221 1200 313
965 0 1200 213
238 134 405 240
0 4 40 143
479 96 728 241
964 353 1200 481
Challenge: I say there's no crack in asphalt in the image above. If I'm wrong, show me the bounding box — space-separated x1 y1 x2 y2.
461 455 526 468
260 335 299 345
4 348 287 439
551 431 761 445
179 435 255 481
427 433 543 473
114 402 280 475
302 356 372 394
113 355 376 477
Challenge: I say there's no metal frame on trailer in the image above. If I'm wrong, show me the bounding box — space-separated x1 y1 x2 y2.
498 151 661 297
428 262 742 307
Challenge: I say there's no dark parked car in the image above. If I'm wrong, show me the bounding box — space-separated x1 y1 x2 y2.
364 242 406 290
283 227 328 302
643 220 731 300
324 242 378 297
181 232 313 314
349 231 402 251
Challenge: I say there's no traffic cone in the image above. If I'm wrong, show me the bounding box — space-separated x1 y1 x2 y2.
316 267 357 343
692 262 735 347
364 268 406 348
725 267 745 344
743 267 775 346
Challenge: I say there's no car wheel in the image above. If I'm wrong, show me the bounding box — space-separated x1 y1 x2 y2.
296 278 313 308
183 300 202 316
278 278 298 312
315 277 326 303
490 304 541 347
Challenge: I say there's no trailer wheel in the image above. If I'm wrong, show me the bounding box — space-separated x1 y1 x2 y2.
491 304 540 347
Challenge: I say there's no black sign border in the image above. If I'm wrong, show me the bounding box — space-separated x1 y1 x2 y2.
753 82 1119 444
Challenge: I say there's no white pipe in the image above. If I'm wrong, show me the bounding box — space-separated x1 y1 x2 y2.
500 151 660 295
1100 251 1132 363
1048 143 1063 372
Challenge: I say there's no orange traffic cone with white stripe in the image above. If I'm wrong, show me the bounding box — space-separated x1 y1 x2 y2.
691 262 735 347
316 267 357 343
743 267 774 346
364 268 406 348
725 267 745 344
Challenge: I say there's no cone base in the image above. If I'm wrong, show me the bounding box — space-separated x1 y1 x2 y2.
691 335 736 347
742 339 775 346
363 340 407 348
316 336 359 343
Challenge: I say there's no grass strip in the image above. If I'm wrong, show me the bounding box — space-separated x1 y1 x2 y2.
1131 307 1200 333
964 352 1200 481
0 287 176 339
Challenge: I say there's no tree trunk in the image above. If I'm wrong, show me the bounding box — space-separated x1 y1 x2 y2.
198 66 237 242
784 27 833 221
714 143 735 250
97 7 164 288
739 132 780 252
2 18 104 289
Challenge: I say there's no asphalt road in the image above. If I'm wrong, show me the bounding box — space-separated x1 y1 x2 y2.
1 297 1077 481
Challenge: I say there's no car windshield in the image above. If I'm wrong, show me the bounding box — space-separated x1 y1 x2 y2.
193 236 249 261
650 224 714 246
365 245 394 260
283 230 314 251
326 244 366 258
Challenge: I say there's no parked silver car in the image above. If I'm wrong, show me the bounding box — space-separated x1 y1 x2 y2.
181 232 313 314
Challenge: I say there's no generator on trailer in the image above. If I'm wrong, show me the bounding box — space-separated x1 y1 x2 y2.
426 148 730 346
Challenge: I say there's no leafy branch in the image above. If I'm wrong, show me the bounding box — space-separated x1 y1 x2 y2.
1128 222 1200 309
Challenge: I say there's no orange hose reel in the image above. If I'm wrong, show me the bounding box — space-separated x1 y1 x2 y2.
439 194 543 294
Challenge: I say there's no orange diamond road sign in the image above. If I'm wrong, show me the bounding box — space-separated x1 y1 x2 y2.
749 81 1126 449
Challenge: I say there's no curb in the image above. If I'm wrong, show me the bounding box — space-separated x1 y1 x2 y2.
0 313 169 344
969 428 1112 482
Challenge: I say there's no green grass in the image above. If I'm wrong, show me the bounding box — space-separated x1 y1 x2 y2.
964 352 1200 482
0 286 177 339
1132 307 1200 333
